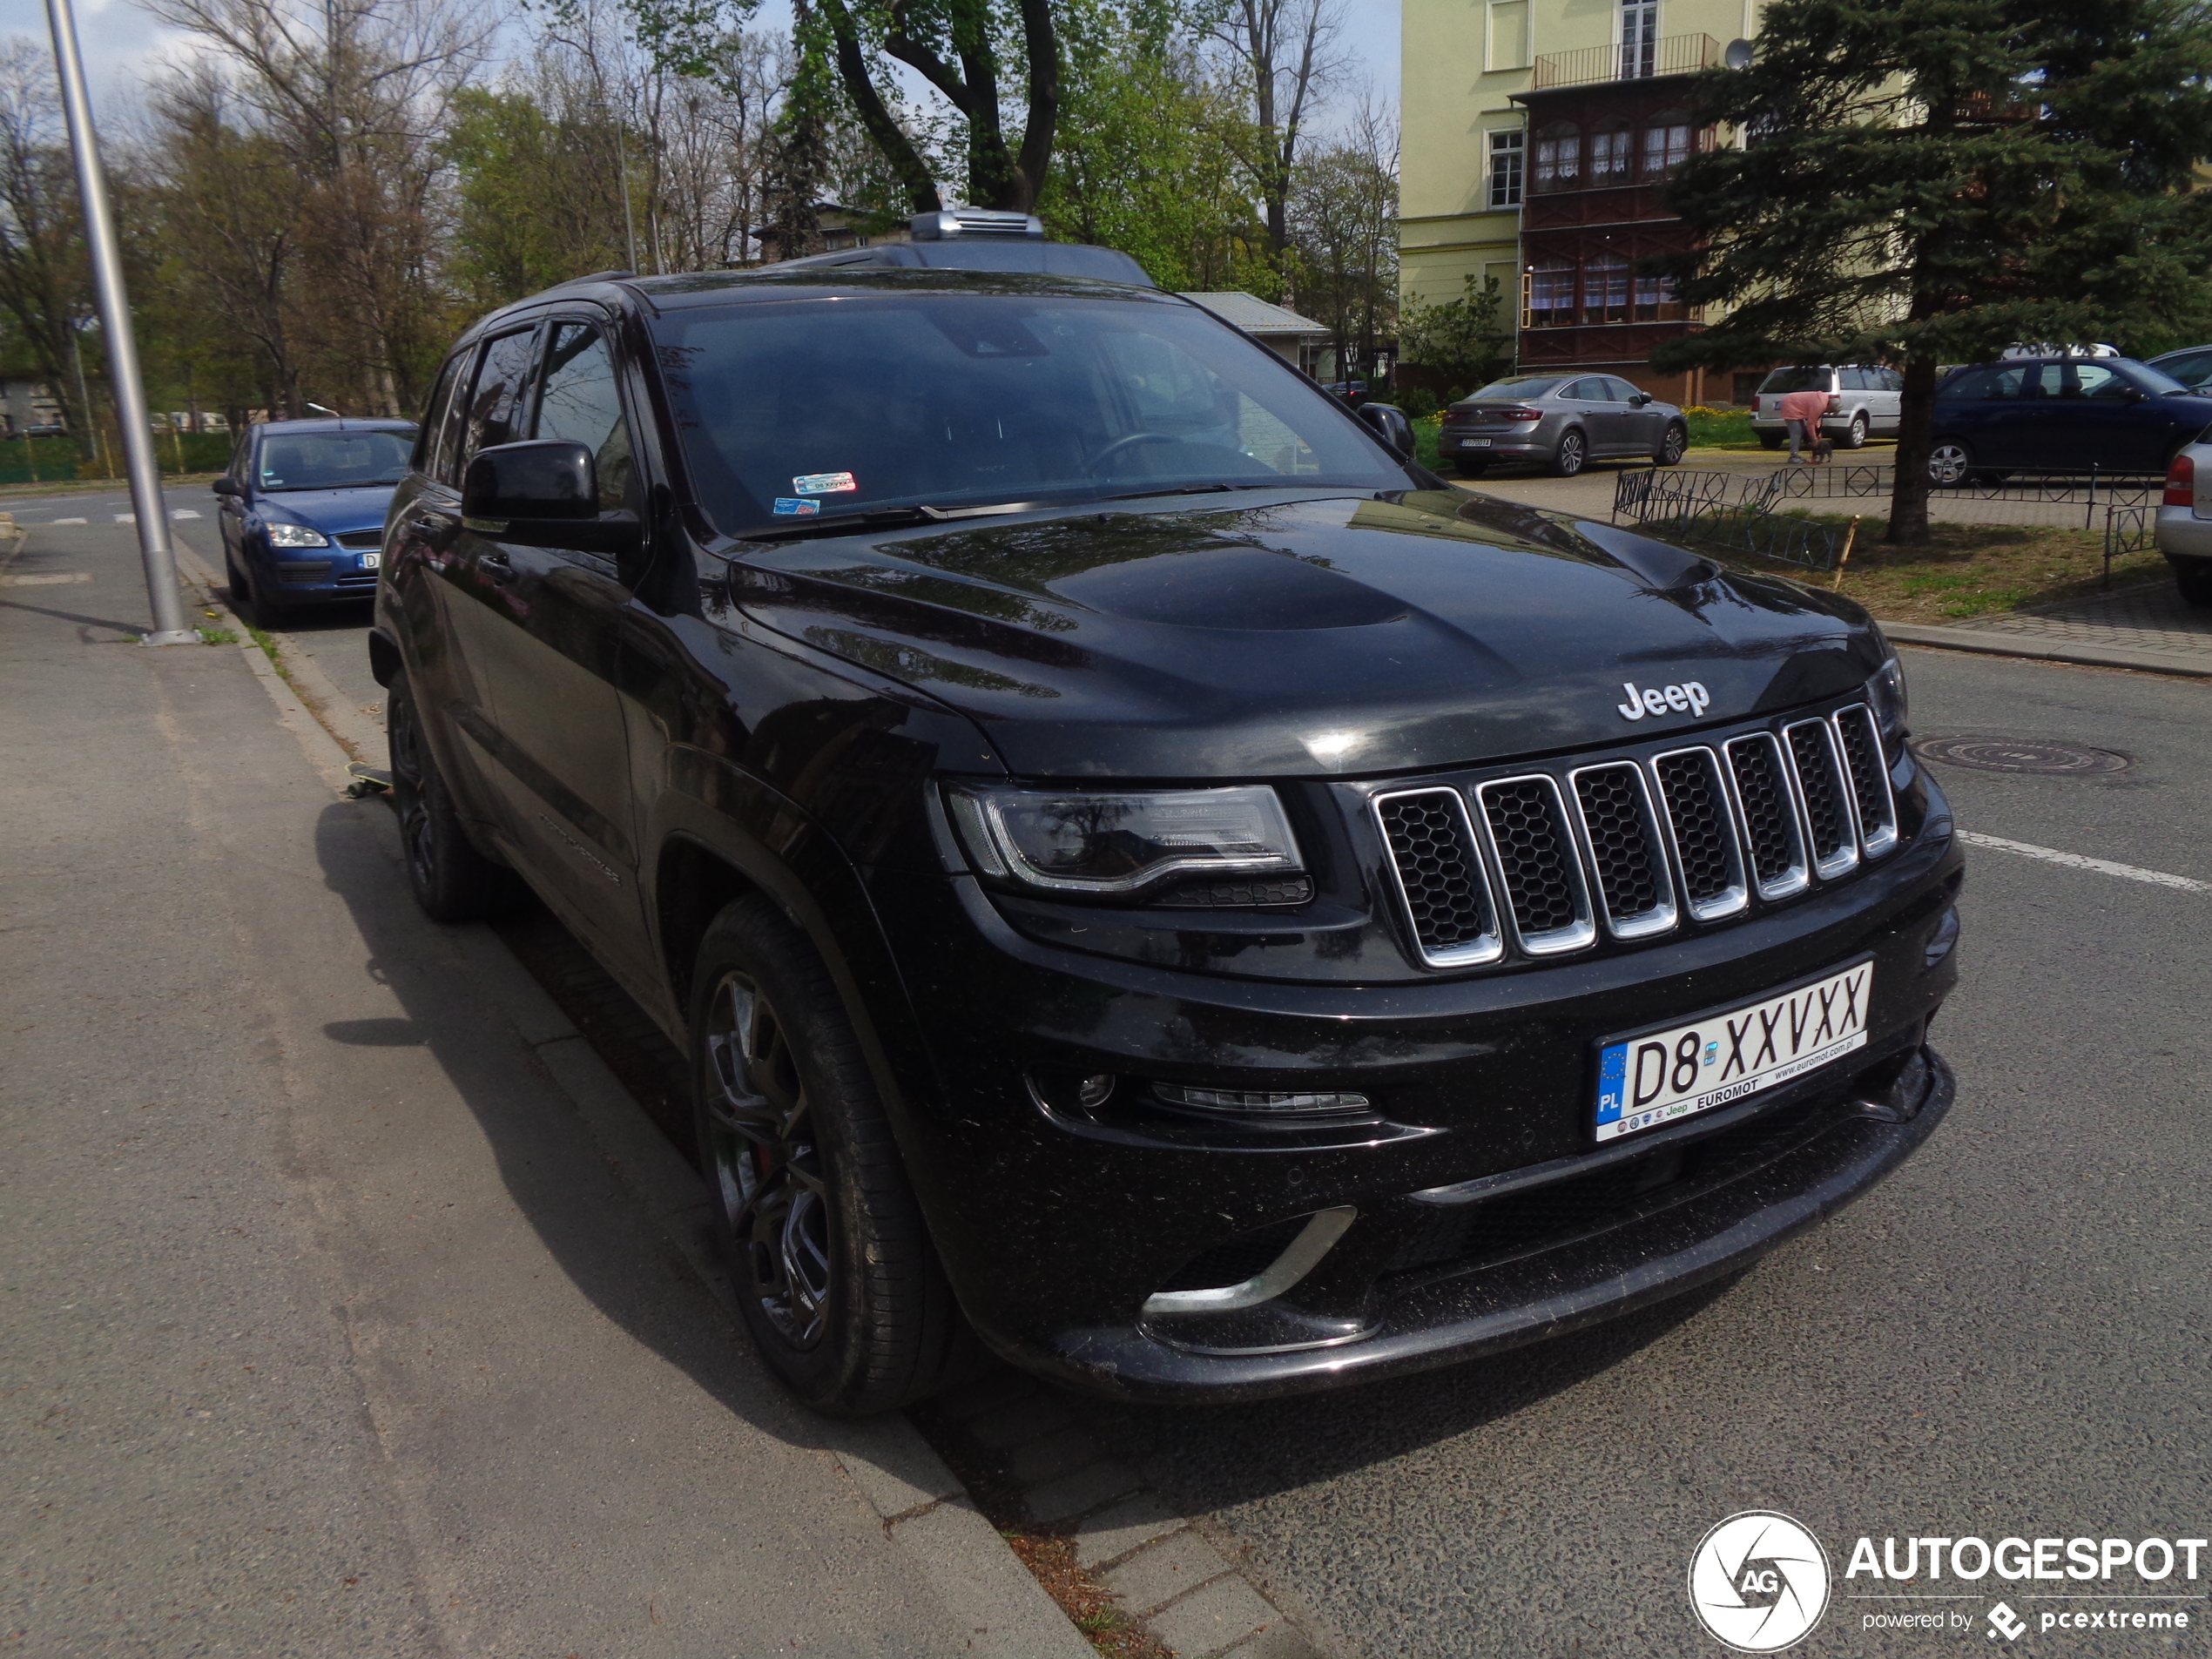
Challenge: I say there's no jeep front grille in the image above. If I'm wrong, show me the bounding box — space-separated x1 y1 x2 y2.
1373 703 1905 970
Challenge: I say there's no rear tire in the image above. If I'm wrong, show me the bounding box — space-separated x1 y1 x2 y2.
1758 431 1784 450
387 670 521 923
691 895 980 1414
1551 428 1588 477
2174 557 2212 607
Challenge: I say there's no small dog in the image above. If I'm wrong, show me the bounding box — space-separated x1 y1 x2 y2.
1809 435 1835 464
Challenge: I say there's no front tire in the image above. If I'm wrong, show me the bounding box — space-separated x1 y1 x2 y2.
2174 557 2212 606
1656 421 1689 466
1552 428 1588 477
231 550 288 631
691 896 977 1414
387 670 520 922
1838 412 1869 450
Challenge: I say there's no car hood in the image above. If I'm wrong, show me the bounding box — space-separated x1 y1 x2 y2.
253 486 395 534
718 489 1887 779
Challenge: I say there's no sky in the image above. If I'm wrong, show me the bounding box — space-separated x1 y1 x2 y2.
0 0 1400 141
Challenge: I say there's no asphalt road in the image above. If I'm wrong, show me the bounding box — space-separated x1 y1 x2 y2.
59 484 2210 1656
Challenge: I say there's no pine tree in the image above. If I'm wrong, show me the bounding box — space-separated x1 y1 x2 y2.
1650 0 2212 543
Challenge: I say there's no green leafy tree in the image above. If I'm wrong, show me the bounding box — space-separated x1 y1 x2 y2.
1398 273 1511 394
614 0 1058 212
1038 0 1273 290
441 87 636 307
1652 0 2212 543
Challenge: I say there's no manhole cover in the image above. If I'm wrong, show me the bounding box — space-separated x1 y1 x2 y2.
1911 735 2132 774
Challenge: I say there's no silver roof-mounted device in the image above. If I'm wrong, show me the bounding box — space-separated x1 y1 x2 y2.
910 206 1045 240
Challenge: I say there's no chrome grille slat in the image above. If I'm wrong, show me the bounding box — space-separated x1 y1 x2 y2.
1783 718 1861 880
1649 746 1750 921
1372 788 1504 968
1723 732 1812 900
1475 774 1596 954
1831 704 1898 858
1568 762 1677 939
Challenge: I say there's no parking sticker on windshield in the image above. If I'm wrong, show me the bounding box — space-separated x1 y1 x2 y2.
792 471 857 496
772 497 821 516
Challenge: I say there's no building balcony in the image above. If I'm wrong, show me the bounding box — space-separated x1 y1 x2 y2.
1531 33 1719 91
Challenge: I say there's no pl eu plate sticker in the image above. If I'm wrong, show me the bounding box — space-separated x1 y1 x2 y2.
772 497 820 516
792 471 857 496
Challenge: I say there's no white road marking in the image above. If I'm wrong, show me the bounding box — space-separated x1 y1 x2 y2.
113 513 133 523
1959 831 2211 894
170 509 201 520
0 571 89 586
51 516 85 524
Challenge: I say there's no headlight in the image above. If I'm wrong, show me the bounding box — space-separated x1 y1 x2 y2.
265 521 330 548
1866 654 1908 740
946 784 1302 895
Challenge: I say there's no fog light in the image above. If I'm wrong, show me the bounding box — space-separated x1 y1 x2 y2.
1154 1083 1371 1116
1924 907 1959 968
1077 1074 1116 1108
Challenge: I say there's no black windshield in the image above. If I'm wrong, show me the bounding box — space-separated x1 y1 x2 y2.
255 429 415 491
649 287 1409 536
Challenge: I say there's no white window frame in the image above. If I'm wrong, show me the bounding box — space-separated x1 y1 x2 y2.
1487 129 1526 209
1486 0 1532 72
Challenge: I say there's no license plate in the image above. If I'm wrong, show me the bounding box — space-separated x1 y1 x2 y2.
1593 961 1872 1143
1460 438 1492 447
358 550 381 570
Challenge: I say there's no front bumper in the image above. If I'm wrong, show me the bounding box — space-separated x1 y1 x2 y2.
878 782 1963 1402
2154 502 2212 560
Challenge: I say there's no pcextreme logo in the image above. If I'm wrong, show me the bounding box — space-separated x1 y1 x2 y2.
1689 1512 1832 1652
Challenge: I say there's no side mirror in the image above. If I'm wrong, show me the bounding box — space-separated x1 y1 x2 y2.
1358 402 1417 460
212 476 240 498
462 439 638 553
1629 393 1653 407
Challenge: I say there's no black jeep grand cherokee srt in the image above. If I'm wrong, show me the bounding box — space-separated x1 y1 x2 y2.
371 219 1961 1413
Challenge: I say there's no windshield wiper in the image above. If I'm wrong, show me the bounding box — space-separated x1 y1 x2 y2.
1096 482 1295 503
737 498 1052 542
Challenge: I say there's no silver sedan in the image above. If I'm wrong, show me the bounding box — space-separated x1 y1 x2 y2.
2151 435 2212 605
1438 374 1689 478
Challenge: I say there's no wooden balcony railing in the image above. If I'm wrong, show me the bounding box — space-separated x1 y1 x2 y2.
1532 32 1719 91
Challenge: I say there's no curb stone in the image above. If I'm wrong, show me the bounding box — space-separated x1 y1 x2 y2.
1879 620 2212 678
138 529 1094 1659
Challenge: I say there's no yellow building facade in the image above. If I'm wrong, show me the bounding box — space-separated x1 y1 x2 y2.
1401 0 1764 402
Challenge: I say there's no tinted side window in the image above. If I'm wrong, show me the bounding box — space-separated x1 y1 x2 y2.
1838 368 1868 392
458 328 540 470
2074 362 2130 401
421 351 472 483
1604 376 1642 401
535 324 637 509
1880 368 1905 393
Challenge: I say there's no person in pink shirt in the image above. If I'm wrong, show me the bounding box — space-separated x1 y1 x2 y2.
1777 387 1831 462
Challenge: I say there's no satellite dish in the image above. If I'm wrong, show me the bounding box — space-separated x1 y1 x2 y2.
1724 37 1756 69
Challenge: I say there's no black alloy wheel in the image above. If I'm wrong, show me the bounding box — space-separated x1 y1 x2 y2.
1552 428 1588 477
386 671 519 922
690 896 978 1414
1656 421 1689 467
1838 412 1869 450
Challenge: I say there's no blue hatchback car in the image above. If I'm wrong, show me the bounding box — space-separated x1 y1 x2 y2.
1927 354 2212 482
215 417 416 626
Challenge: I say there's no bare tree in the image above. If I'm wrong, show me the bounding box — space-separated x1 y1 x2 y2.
0 41 92 448
1204 0 1345 264
144 0 496 411
1289 92 1397 379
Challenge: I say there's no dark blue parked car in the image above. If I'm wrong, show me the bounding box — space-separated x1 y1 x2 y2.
1928 354 2212 483
214 417 416 627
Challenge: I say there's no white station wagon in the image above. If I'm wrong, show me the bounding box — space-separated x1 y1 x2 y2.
1751 365 1905 451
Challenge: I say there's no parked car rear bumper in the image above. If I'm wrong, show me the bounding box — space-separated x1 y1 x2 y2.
2154 501 2212 560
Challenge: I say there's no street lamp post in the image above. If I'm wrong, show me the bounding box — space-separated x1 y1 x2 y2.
43 0 195 645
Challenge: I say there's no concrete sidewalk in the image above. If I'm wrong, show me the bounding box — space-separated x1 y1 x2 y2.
0 529 1087 1653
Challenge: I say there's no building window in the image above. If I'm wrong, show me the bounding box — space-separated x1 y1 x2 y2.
1590 122 1632 183
1534 123 1581 192
1527 259 1576 326
1488 130 1525 207
1487 0 1530 71
1635 269 1685 322
1588 256 1630 321
1620 0 1659 78
1642 116 1691 175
